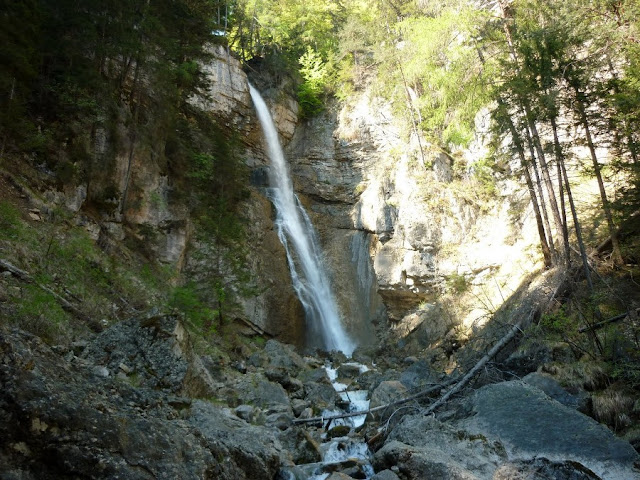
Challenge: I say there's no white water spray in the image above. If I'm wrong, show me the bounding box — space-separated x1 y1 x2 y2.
249 84 355 356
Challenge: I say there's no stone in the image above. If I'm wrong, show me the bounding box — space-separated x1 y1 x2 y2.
233 374 291 409
523 371 589 411
291 399 310 417
493 458 600 480
369 381 408 417
399 360 436 390
373 441 479 480
371 469 401 480
118 363 131 374
458 381 639 479
82 315 191 393
263 340 308 375
327 425 351 439
303 382 339 410
337 362 363 379
235 404 257 422
326 473 357 480
278 427 322 464
0 329 282 480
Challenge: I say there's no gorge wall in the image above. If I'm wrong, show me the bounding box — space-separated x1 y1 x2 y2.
22 46 543 355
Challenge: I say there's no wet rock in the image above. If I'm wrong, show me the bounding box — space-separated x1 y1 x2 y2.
327 472 358 480
278 427 322 464
337 362 364 379
327 425 351 439
353 369 384 390
304 382 339 411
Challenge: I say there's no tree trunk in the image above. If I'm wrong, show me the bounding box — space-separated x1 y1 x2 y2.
397 60 426 168
501 101 552 267
559 153 594 293
525 109 564 241
573 90 623 265
549 115 571 266
523 122 557 261
498 1 564 250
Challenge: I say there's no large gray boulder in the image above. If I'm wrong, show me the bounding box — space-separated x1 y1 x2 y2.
458 381 639 479
375 381 639 480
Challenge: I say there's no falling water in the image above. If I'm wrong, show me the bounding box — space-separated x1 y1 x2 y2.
249 84 355 356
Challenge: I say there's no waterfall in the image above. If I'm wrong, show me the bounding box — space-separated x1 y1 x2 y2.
249 84 355 356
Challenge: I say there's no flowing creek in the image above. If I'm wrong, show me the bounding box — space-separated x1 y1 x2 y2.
284 362 375 480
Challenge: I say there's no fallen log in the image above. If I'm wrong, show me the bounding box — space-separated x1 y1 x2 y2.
0 258 31 281
422 315 530 416
422 272 566 416
578 308 640 333
0 258 101 331
291 376 459 426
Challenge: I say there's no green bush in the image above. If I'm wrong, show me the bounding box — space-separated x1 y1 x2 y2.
169 282 217 334
16 284 69 343
0 201 24 240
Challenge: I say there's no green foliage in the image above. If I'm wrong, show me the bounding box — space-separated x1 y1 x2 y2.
447 272 469 294
297 47 330 118
15 284 69 343
169 282 218 335
0 201 24 240
540 306 572 336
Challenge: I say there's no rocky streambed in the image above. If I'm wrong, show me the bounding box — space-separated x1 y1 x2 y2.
1 314 638 479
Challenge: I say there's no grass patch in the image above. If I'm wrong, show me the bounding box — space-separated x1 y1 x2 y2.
0 201 25 240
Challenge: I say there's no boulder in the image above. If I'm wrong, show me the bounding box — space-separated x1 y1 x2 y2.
188 400 284 478
458 381 639 479
371 469 401 480
262 339 309 375
523 371 590 412
399 359 437 390
373 440 479 480
369 381 408 417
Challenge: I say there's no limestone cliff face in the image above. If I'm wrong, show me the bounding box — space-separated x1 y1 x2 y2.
28 46 541 353
285 87 542 349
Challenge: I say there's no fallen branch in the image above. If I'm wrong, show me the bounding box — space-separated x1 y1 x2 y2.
0 258 31 281
578 308 640 333
422 272 566 416
0 258 101 332
291 376 459 426
422 315 530 416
